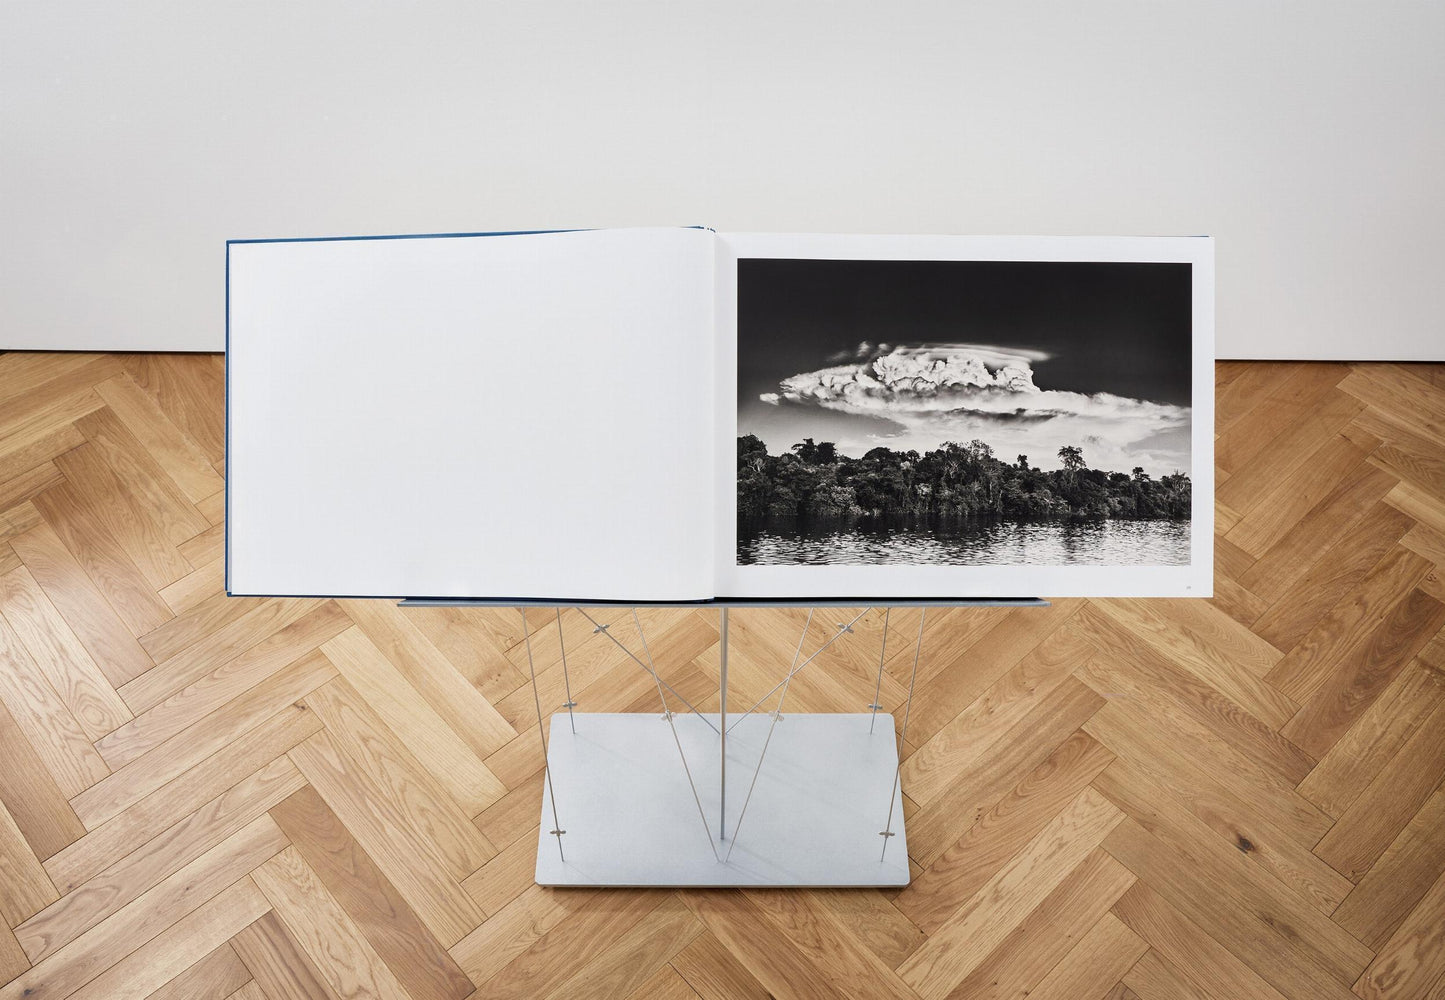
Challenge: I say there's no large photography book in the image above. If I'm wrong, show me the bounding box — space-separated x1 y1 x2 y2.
226 228 1213 602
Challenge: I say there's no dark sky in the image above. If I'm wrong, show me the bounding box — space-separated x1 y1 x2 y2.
738 257 1193 409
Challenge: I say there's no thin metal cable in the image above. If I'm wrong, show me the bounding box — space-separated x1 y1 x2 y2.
521 609 565 862
725 606 871 734
574 608 720 735
868 608 891 734
556 608 576 734
719 608 728 841
880 607 926 862
725 609 813 862
633 609 720 862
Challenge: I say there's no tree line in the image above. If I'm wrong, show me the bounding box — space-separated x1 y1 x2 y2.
737 434 1191 523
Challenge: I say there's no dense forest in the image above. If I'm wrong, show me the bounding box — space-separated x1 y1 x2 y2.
737 434 1190 523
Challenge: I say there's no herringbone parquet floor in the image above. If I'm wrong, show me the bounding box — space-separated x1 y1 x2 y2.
0 353 1443 999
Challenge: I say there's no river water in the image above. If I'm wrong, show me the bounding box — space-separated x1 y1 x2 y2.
737 516 1191 566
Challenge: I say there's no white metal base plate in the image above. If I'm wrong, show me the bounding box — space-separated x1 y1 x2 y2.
535 712 909 887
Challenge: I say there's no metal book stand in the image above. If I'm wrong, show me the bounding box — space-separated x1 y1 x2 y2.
402 598 1045 888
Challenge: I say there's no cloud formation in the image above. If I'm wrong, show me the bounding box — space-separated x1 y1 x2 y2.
759 343 1191 475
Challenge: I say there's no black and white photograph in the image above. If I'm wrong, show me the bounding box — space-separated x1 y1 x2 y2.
736 257 1195 567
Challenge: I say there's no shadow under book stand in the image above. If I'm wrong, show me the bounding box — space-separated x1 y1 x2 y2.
400 598 1047 888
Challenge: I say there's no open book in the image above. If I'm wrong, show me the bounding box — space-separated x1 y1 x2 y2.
226 228 1212 602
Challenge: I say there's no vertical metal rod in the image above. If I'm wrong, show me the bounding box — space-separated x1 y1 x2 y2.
880 607 926 862
719 607 728 841
868 608 892 734
725 607 871 734
726 608 813 862
521 609 565 862
633 610 720 862
556 608 576 734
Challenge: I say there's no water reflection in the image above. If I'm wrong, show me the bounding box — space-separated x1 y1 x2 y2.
737 516 1190 566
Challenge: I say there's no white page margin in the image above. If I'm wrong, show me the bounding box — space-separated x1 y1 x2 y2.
229 227 716 601
713 233 1214 599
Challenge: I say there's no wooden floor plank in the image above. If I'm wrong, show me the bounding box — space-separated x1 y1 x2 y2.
321 626 506 817
1280 587 1445 759
0 564 132 743
905 676 1105 867
250 847 413 1000
1252 502 1416 653
1093 750 1351 918
30 482 171 637
0 697 86 861
338 599 518 760
1241 460 1398 603
42 712 314 891
1025 911 1147 1000
1088 598 1290 723
446 883 574 989
269 784 475 1000
903 600 1084 747
1334 784 1445 949
157 557 224 616
898 787 1125 999
73 405 211 548
0 613 111 799
627 964 702 1000
1121 949 1215 1000
895 729 1114 934
1265 545 1434 703
669 929 771 1000
1214 364 1341 475
1074 605 1314 784
0 815 284 1000
73 649 338 828
1112 880 1291 1000
1088 697 1335 856
1312 694 1445 881
119 354 227 469
900 617 1092 807
1297 654 1445 817
288 724 488 948
1102 816 1367 1000
52 442 194 591
1213 362 1300 436
543 893 701 1000
0 795 58 927
1217 388 1362 516
0 927 25 997
471 889 667 1000
228 910 341 1000
0 461 63 513
62 877 268 1000
24 757 303 957
2 355 1443 999
124 597 324 713
939 847 1137 1000
140 943 251 1000
7 520 153 686
303 677 494 881
1354 866 1445 1000
1225 433 1373 558
98 603 349 770
402 605 532 704
92 374 222 504
683 890 905 1000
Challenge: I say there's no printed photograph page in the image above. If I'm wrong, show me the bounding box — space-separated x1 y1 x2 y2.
228 226 717 601
713 233 1214 599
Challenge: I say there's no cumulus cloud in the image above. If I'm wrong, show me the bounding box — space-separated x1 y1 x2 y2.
759 343 1190 475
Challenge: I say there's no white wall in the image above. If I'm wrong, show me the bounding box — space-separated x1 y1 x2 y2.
2 1 1442 359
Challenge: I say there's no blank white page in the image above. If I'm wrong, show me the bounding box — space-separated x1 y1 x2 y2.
227 227 715 601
